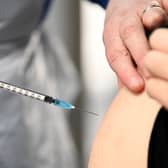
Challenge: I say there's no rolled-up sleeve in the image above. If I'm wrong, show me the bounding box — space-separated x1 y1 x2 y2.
89 0 109 8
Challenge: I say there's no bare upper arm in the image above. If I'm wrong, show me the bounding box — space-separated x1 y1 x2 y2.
88 88 161 168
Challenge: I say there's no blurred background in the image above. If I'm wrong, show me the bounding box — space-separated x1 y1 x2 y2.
0 0 117 168
80 1 117 167
45 0 118 167
45 0 117 167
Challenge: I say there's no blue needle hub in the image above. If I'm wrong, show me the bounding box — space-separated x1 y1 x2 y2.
53 99 75 110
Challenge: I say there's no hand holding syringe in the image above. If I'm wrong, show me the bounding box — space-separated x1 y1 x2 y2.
0 81 98 116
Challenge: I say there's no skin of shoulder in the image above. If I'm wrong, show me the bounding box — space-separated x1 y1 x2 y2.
88 87 161 168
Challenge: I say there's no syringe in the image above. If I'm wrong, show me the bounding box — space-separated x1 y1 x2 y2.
0 81 98 116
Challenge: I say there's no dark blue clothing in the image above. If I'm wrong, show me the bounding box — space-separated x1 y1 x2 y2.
42 0 108 18
41 0 52 20
89 0 109 8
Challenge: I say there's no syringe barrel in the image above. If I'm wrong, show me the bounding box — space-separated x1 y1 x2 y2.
0 81 46 102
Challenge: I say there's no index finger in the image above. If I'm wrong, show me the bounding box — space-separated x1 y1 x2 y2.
120 15 150 75
104 32 145 93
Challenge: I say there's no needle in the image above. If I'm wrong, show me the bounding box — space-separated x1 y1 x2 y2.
0 81 98 116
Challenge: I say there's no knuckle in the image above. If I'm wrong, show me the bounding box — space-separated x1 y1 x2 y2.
106 48 129 65
120 22 138 40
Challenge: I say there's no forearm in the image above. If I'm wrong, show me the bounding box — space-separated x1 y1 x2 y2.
89 88 161 168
